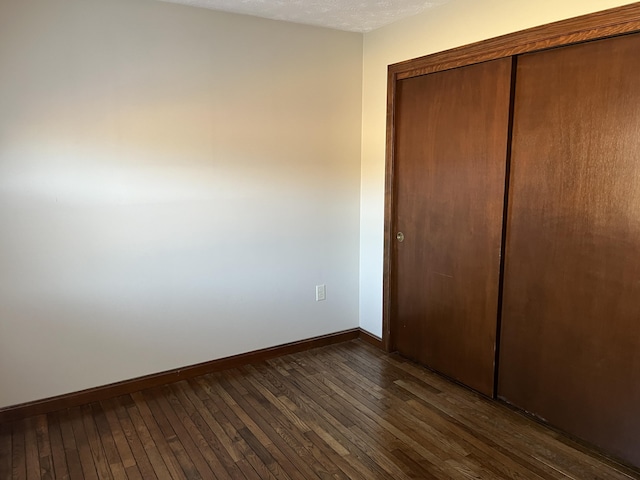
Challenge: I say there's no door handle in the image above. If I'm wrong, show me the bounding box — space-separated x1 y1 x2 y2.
396 232 405 242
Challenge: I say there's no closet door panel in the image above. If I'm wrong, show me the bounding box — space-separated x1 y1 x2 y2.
499 33 640 466
392 58 512 396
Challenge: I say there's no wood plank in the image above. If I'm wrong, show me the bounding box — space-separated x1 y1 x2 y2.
166 381 242 479
33 415 54 480
56 409 87 480
185 380 260 479
178 380 245 464
2 341 637 479
306 355 480 472
378 347 635 480
222 369 327 479
11 420 26 480
354 344 576 478
0 421 13 480
186 377 271 480
252 361 396 479
293 355 469 480
127 392 187 480
332 343 636 479
79 405 113 480
241 365 356 480
192 376 279 480
23 417 40 480
67 407 99 480
144 387 217 479
99 398 142 480
303 430 364 480
122 398 173 479
104 397 157 480
390 448 439 480
135 391 200 480
320 347 553 479
45 414 69 480
244 364 367 480
210 373 297 480
89 403 127 480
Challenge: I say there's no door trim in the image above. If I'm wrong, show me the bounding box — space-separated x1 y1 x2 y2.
382 2 640 352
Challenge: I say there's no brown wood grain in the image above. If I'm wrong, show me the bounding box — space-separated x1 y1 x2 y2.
68 407 99 480
56 409 86 480
134 392 193 480
1 340 638 479
122 398 173 479
33 416 53 480
99 400 141 480
332 343 544 478
110 397 157 480
383 67 400 353
237 367 347 479
168 381 241 479
44 413 69 480
193 375 277 480
498 31 640 469
223 371 320 479
22 423 37 480
0 422 11 480
253 361 389 478
243 365 363 478
143 390 211 479
89 403 127 480
79 405 111 480
391 57 512 397
383 3 640 357
10 421 25 480
390 3 640 80
283 359 414 478
303 355 466 478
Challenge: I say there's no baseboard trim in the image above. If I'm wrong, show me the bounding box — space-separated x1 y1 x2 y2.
1 327 377 423
358 328 383 348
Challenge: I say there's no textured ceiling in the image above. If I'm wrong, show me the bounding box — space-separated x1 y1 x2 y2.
156 0 449 33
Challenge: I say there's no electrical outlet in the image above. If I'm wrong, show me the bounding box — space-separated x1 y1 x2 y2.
316 284 326 301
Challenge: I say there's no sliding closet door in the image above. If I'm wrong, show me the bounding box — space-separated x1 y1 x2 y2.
499 33 640 466
392 58 512 396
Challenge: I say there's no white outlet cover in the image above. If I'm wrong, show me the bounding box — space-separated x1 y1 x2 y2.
316 284 326 301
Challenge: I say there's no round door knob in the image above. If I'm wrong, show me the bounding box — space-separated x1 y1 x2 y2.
396 232 405 242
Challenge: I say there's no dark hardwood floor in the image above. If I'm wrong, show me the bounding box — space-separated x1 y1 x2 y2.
1 340 638 479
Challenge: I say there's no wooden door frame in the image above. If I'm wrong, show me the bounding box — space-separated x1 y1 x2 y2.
382 2 640 352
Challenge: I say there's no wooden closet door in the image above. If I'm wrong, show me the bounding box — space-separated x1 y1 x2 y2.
392 58 512 396
499 33 640 467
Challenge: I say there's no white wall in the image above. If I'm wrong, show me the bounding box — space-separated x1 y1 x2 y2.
358 0 638 337
0 0 363 408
